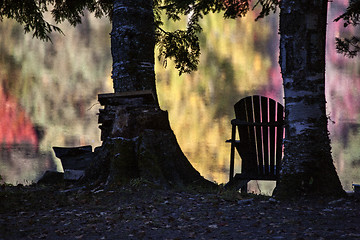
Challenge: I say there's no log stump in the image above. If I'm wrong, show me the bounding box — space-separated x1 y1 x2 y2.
86 91 215 188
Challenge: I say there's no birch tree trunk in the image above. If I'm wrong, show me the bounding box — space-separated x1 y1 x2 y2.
276 0 345 197
111 0 157 97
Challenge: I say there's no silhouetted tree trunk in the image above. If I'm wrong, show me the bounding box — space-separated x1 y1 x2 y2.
276 0 345 197
92 0 214 188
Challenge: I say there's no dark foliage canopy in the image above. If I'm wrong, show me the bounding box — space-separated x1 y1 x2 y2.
0 0 112 40
0 0 279 74
1 0 359 70
334 0 360 57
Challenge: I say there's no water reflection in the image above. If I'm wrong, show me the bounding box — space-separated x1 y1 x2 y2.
326 1 360 192
0 144 54 185
0 4 360 193
0 84 47 184
0 15 112 184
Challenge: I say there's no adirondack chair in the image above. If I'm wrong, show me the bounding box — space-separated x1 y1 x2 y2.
226 95 284 192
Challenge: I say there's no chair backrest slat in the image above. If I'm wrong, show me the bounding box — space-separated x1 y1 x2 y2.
269 98 276 176
253 96 264 175
234 97 249 148
276 102 284 176
235 96 257 174
261 96 269 175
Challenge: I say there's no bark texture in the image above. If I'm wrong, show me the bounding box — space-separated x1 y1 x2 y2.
276 0 345 197
111 0 157 96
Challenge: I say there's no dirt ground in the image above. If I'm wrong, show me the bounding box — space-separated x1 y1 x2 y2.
1 182 360 240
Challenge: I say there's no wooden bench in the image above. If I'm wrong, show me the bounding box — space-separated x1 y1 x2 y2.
226 95 284 192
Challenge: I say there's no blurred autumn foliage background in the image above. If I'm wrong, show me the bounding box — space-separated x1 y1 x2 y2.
0 1 359 192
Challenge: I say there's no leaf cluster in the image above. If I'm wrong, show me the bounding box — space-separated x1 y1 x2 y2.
335 36 360 58
0 0 112 42
334 0 360 57
50 0 112 26
155 0 279 74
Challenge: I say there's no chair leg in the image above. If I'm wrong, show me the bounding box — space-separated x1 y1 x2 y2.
229 125 236 182
240 183 248 194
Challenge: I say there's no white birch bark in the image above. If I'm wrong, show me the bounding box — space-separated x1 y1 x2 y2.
276 0 344 197
111 0 157 97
